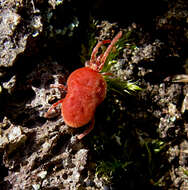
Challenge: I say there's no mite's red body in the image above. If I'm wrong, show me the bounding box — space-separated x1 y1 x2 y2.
45 31 122 139
62 67 107 127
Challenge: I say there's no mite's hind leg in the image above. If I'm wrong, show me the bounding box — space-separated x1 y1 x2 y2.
44 99 64 118
77 117 95 140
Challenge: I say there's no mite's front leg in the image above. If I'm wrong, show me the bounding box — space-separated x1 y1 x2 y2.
44 99 64 118
50 84 67 91
90 40 111 63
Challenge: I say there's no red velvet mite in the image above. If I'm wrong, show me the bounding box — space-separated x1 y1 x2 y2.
45 31 122 139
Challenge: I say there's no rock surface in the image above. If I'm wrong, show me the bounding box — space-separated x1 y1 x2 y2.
0 0 188 189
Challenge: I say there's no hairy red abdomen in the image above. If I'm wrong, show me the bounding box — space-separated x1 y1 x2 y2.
62 67 107 127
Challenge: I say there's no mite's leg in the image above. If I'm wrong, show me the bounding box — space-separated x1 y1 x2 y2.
77 117 95 140
50 84 67 95
44 99 64 118
99 31 122 71
50 84 67 91
96 53 103 65
102 72 114 76
90 40 111 64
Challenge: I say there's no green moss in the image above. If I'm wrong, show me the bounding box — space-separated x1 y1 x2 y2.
181 167 188 177
96 158 133 181
104 77 141 96
92 125 167 187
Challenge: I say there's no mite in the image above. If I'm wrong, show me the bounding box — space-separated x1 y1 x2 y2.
45 31 122 139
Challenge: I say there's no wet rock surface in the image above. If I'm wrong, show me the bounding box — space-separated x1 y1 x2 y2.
0 0 188 189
